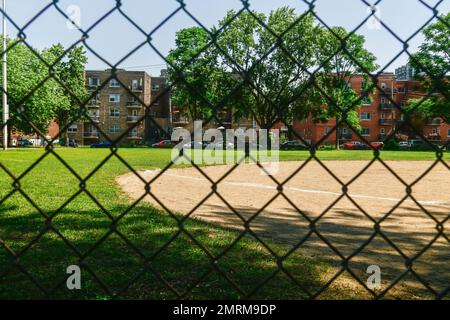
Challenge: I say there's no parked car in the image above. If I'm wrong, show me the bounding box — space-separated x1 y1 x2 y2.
207 141 235 150
398 141 411 150
183 141 213 149
342 141 369 150
152 140 176 148
280 140 309 150
18 139 33 147
90 141 112 148
370 142 384 150
68 139 78 148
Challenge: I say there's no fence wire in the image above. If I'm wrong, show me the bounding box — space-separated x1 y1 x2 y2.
0 0 449 299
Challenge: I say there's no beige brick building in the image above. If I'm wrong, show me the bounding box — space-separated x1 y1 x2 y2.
68 69 171 145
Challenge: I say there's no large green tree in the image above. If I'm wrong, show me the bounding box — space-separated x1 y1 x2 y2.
167 7 377 148
0 38 88 145
215 7 321 130
1 37 55 138
43 43 88 145
409 12 450 123
167 27 227 122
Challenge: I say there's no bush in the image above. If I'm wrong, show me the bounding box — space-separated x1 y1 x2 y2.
383 139 400 150
319 143 337 151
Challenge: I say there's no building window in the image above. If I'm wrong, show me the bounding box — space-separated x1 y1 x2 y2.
398 87 405 93
324 127 331 136
131 109 138 116
110 78 120 87
380 128 385 135
361 128 371 136
380 113 386 119
448 129 450 138
342 128 348 134
109 94 120 103
380 82 386 89
360 112 371 121
432 128 437 134
132 79 142 90
130 127 138 137
109 107 120 117
109 124 120 134
381 97 386 104
68 124 78 133
89 77 100 86
152 83 160 91
362 97 371 105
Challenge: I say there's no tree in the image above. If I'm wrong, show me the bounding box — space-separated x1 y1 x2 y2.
1 37 56 139
312 26 378 148
409 12 450 123
215 7 321 131
43 44 89 145
167 27 223 122
0 38 88 146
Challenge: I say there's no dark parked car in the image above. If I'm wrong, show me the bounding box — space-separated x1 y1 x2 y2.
90 141 112 148
18 139 33 147
69 139 78 148
280 140 309 150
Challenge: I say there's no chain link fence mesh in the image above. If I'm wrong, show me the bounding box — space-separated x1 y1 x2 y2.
0 0 449 299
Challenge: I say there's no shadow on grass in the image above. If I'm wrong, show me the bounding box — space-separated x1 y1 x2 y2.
0 202 330 300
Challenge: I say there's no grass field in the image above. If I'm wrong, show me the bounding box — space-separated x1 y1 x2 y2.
0 147 448 299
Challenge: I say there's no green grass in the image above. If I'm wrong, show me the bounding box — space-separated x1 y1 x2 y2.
0 147 446 299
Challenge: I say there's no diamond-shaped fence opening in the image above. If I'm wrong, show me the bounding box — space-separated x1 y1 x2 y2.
0 0 449 300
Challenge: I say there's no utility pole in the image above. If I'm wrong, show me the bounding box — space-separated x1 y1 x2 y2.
2 0 7 150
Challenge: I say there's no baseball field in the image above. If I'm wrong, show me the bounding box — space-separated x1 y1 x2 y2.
1 148 449 299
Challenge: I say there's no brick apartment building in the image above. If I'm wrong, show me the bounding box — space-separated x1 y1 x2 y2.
293 68 450 145
67 69 171 145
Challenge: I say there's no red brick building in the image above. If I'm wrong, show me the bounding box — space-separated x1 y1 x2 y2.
292 72 450 145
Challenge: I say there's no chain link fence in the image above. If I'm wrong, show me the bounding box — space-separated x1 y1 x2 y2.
0 0 449 299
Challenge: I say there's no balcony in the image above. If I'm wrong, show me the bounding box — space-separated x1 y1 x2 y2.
87 100 100 108
379 87 397 95
379 119 395 126
126 101 143 108
127 133 142 140
84 132 99 138
87 84 100 91
427 134 441 141
379 103 393 110
88 115 100 123
126 116 140 123
172 114 189 124
426 119 441 125
338 133 352 140
131 85 143 92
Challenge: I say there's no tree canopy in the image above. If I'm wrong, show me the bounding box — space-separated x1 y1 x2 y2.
167 7 378 134
0 37 88 142
408 12 450 123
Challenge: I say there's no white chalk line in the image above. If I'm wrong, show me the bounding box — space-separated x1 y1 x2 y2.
144 170 449 206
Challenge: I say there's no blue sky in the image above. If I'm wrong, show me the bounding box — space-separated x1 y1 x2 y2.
3 0 449 76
